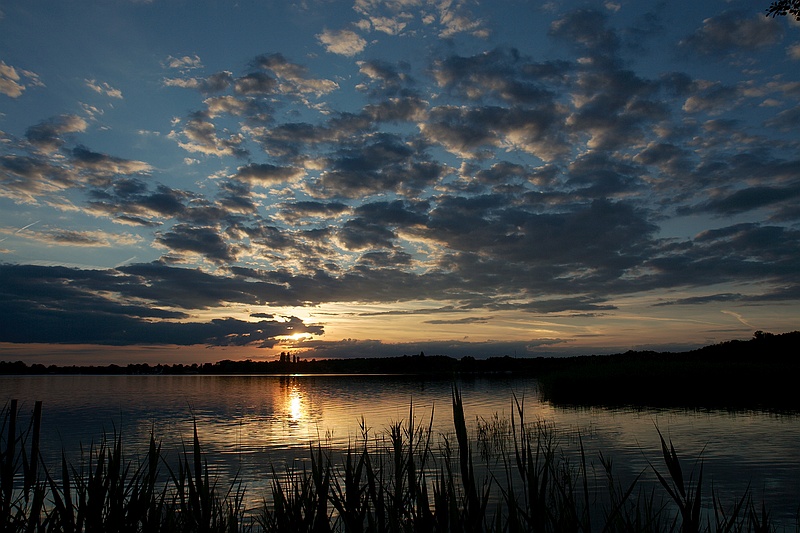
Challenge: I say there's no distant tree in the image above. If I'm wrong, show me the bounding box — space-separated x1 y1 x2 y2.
766 0 800 20
753 330 775 341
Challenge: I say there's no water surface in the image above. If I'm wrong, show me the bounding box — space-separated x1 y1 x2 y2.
3 374 798 525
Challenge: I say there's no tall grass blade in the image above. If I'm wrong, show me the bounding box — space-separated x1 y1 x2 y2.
1 399 18 522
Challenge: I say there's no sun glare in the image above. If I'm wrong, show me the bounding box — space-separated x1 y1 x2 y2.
280 332 313 342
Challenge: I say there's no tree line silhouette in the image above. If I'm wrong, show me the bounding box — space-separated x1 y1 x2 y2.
2 331 798 411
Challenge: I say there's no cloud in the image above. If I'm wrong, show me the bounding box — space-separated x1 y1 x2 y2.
172 111 247 157
163 71 233 94
85 79 123 99
420 104 568 161
691 185 800 215
291 337 566 359
681 81 739 114
0 264 323 347
27 228 142 247
357 59 417 99
277 201 351 224
338 217 398 250
764 105 800 131
71 145 151 175
790 44 800 60
87 181 188 222
565 151 644 197
646 223 800 292
518 296 617 314
363 96 428 123
352 0 488 39
234 72 279 96
214 180 258 215
2 134 154 205
680 10 784 56
363 15 409 35
317 28 367 56
155 224 239 264
355 199 428 227
424 316 491 325
1 154 80 201
432 49 563 105
356 249 413 268
550 9 620 61
165 54 203 70
0 61 43 98
253 53 339 97
250 113 375 160
234 163 306 186
25 115 88 152
311 134 448 198
119 262 296 308
430 0 488 38
1 116 159 211
652 293 743 307
0 61 27 98
203 95 272 124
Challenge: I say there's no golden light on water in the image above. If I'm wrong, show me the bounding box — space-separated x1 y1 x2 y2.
287 387 304 423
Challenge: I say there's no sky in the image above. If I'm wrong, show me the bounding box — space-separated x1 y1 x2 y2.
1 0 799 365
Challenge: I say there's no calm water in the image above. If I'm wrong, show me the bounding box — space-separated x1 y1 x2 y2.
3 374 799 525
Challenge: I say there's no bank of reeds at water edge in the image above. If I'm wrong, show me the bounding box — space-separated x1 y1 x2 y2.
2 391 796 532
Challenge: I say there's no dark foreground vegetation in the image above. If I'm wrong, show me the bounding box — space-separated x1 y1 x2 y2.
2 331 799 412
3 391 798 532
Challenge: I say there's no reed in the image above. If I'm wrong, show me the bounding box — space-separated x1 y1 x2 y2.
1 399 47 531
2 400 247 532
1 394 796 532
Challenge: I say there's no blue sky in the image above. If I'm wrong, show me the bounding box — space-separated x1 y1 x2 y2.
1 0 799 364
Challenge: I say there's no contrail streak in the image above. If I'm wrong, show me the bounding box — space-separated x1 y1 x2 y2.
15 220 41 233
0 220 41 242
114 256 138 268
721 310 755 328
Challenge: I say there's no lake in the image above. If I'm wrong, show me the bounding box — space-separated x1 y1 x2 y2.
2 374 799 527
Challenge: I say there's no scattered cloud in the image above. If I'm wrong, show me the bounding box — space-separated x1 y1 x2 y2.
85 79 123 99
164 54 203 70
163 71 233 94
234 163 306 186
0 61 43 98
30 228 143 247
25 115 88 152
317 28 368 56
680 10 784 56
254 53 339 97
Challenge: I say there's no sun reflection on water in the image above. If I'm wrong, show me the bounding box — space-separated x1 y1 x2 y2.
287 386 304 423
